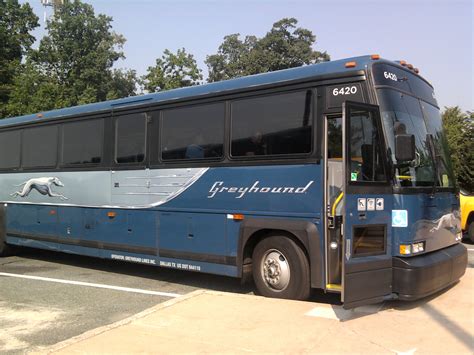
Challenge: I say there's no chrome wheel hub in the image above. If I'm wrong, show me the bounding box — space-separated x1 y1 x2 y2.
261 249 290 291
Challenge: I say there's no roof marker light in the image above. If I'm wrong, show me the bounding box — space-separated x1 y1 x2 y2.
407 63 414 69
37 113 43 118
371 54 380 60
345 61 357 68
400 60 407 66
414 68 420 74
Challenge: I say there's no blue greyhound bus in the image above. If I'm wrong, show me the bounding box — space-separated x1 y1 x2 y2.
0 55 467 308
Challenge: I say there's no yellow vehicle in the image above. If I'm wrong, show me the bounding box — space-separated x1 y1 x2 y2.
460 190 474 242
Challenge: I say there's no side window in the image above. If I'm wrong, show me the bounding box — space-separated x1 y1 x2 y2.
0 130 21 169
161 103 225 161
353 225 386 256
62 119 103 165
348 107 386 182
231 90 313 157
115 113 147 164
22 125 58 168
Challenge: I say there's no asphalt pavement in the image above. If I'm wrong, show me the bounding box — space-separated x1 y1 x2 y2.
0 247 253 354
0 241 473 354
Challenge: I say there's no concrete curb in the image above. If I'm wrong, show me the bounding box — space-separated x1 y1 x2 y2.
30 289 207 354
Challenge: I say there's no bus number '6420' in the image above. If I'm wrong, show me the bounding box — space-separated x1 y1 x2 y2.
332 86 357 96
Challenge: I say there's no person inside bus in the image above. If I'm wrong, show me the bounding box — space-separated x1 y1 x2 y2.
246 131 267 156
185 133 205 159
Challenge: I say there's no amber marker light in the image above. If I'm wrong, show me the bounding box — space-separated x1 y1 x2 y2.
107 211 117 218
227 213 244 221
399 244 411 255
37 113 43 118
414 68 420 74
400 60 407 66
407 63 414 69
371 54 380 60
345 61 356 68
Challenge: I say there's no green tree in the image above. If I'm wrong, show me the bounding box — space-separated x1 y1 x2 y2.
143 48 202 92
206 18 329 82
0 0 39 118
442 106 474 192
6 0 137 116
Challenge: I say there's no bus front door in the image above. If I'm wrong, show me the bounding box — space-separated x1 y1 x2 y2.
341 101 393 309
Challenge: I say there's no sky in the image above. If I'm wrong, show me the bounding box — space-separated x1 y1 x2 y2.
23 0 473 111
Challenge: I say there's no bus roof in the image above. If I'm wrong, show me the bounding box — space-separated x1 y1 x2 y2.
0 55 399 128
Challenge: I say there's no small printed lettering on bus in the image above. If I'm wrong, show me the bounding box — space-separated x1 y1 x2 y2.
111 254 156 265
207 180 314 199
159 261 201 271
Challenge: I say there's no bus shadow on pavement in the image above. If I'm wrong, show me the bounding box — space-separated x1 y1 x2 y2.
10 247 253 294
326 282 460 322
10 246 345 305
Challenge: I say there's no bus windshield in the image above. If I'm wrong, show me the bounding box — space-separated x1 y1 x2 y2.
377 88 454 187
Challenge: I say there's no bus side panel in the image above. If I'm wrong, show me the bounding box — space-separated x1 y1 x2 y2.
158 212 228 263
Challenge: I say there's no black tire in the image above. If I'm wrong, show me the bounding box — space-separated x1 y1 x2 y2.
468 221 474 243
252 235 310 300
0 239 11 257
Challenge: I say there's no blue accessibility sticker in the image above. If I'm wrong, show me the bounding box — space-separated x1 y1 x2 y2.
392 210 408 227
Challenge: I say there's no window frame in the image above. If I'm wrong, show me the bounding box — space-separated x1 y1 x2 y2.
159 102 226 163
113 112 148 166
0 129 21 170
343 101 390 192
21 124 59 170
60 117 105 168
229 88 316 161
351 224 387 257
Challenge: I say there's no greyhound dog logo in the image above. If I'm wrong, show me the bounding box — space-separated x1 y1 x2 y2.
11 177 68 200
429 211 461 233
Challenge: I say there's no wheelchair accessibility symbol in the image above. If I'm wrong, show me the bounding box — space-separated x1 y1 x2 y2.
392 210 408 227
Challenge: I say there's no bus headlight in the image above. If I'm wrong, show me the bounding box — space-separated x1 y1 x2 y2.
400 242 425 255
412 242 425 253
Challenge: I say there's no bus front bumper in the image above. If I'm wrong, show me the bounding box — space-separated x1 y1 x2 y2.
392 243 467 301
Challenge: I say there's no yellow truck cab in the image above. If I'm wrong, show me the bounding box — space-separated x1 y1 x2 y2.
460 190 474 242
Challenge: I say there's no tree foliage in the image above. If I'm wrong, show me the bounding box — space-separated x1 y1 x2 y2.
143 48 202 92
206 18 329 82
442 106 474 192
0 0 39 118
6 0 137 116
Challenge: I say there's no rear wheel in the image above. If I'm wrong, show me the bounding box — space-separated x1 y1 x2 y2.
0 238 11 257
252 235 310 300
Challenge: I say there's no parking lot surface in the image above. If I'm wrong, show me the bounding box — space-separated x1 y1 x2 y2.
0 248 253 354
44 270 474 354
0 241 473 354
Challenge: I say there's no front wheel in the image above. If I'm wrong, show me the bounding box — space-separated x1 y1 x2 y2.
468 221 474 243
252 236 310 300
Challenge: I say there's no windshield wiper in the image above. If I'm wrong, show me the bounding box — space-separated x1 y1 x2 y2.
426 134 439 194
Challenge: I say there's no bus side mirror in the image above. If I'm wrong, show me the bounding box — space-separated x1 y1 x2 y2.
395 134 415 162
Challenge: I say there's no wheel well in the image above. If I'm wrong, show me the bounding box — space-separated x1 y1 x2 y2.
242 229 310 266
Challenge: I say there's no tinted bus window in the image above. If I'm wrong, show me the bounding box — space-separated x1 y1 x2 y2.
115 113 146 164
348 109 386 182
231 90 313 157
62 119 103 165
0 131 21 169
22 125 58 168
161 103 225 161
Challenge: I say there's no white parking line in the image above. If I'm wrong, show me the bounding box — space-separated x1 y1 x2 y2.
0 272 181 298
